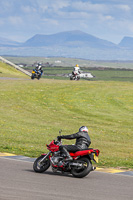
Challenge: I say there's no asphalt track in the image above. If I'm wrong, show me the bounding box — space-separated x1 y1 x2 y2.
0 154 133 200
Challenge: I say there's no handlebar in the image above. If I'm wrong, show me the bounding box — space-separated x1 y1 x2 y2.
55 139 62 145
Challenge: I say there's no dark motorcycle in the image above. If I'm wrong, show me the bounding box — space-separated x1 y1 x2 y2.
70 71 80 80
31 69 43 80
33 134 100 178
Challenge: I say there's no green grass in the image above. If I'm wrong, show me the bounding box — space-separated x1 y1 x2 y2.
0 78 133 169
0 61 29 78
89 69 133 82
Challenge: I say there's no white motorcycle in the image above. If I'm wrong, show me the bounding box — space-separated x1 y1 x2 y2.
70 71 80 80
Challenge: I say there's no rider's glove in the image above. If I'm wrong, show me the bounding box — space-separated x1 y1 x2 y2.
57 136 62 141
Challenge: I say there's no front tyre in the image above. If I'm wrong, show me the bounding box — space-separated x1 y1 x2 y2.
33 155 50 173
71 157 92 178
31 74 35 79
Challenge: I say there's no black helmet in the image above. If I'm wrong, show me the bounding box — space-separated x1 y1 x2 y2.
79 126 88 133
38 62 42 66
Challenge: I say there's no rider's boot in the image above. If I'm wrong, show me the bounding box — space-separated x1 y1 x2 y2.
62 147 73 161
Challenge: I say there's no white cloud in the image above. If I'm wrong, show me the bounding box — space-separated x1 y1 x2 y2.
105 15 114 20
42 18 59 26
116 4 131 12
51 0 70 10
8 16 23 26
71 1 108 13
21 6 36 13
99 15 114 21
119 20 133 34
56 10 91 20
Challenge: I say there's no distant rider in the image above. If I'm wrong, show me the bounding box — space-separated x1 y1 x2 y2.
57 126 91 161
35 63 43 75
72 64 81 76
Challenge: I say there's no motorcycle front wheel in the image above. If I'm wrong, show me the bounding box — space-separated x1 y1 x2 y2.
33 155 50 173
71 157 92 178
31 74 35 79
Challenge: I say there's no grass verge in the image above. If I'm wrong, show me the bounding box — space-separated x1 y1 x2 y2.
0 78 133 169
0 61 29 78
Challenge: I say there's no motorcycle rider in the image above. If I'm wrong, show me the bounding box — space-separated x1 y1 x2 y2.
72 64 81 77
35 62 43 75
57 126 91 161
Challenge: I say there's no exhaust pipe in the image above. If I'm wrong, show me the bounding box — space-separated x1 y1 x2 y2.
69 162 83 167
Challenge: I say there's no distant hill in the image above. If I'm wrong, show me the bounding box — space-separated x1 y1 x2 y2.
0 36 20 47
1 31 133 60
23 30 117 49
118 36 133 49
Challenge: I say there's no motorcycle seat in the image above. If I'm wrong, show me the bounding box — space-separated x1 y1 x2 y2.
69 148 93 153
78 148 93 151
70 149 93 157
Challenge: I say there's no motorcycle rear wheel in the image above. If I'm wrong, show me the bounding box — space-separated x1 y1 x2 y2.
70 75 74 80
71 157 92 178
33 155 50 173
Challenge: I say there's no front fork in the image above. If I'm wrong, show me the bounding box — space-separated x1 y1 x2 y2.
40 151 51 164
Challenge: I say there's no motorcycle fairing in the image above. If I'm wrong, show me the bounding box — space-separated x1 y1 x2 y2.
46 140 60 152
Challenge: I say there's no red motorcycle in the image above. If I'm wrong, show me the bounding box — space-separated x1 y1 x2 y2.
33 137 100 178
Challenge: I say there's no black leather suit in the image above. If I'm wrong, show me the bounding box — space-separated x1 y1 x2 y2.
60 131 91 153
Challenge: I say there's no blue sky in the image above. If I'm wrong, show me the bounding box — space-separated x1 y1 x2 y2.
0 0 133 44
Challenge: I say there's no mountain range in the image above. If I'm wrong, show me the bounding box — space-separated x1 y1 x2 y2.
1 30 133 60
0 36 20 47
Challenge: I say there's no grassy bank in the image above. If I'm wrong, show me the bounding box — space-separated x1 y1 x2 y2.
0 78 133 169
0 61 29 78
